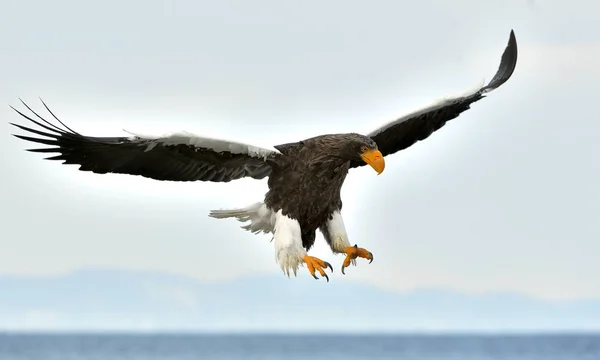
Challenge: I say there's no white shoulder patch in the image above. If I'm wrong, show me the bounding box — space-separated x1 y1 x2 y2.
124 129 280 160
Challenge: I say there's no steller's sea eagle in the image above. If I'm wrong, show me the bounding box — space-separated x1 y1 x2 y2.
10 30 517 282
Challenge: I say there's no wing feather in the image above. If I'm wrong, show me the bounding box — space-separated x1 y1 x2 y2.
10 100 280 182
351 29 517 167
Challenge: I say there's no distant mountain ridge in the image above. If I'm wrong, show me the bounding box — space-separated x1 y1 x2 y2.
1 268 599 332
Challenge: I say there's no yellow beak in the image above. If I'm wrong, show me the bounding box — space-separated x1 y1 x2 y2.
360 149 385 175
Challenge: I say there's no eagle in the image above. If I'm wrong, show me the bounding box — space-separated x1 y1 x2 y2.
10 30 517 282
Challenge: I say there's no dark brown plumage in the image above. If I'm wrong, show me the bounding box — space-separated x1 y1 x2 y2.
9 30 518 279
265 134 378 249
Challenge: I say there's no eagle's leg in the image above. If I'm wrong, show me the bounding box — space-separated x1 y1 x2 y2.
272 210 333 281
341 244 374 275
303 255 333 282
320 210 374 275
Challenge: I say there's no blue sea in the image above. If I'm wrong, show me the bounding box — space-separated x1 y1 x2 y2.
0 334 599 360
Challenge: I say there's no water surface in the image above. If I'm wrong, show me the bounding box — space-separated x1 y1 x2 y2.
1 333 599 360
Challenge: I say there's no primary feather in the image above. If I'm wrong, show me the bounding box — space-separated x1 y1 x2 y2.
350 29 517 165
10 99 279 183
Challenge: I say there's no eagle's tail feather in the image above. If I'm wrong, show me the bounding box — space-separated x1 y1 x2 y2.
208 202 276 235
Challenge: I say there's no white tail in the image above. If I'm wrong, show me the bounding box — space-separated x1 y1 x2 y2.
210 203 307 276
208 202 276 234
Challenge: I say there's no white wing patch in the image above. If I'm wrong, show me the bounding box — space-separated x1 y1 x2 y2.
273 210 306 277
367 79 486 138
123 130 280 160
323 210 351 254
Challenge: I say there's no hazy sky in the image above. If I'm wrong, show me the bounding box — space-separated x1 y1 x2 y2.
1 0 599 301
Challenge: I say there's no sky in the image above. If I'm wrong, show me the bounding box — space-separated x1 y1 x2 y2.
1 0 599 302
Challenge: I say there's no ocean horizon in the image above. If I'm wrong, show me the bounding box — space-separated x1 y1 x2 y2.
1 332 599 360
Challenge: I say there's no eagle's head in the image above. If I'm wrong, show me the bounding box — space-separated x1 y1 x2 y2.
306 133 385 175
354 136 385 175
336 133 385 175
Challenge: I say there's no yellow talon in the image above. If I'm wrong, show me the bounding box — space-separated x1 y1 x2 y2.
341 244 373 275
303 255 333 282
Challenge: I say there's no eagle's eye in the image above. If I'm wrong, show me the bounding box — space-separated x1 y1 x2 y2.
360 145 369 153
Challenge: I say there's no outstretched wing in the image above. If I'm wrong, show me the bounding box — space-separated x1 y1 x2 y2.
351 29 518 167
10 100 280 182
